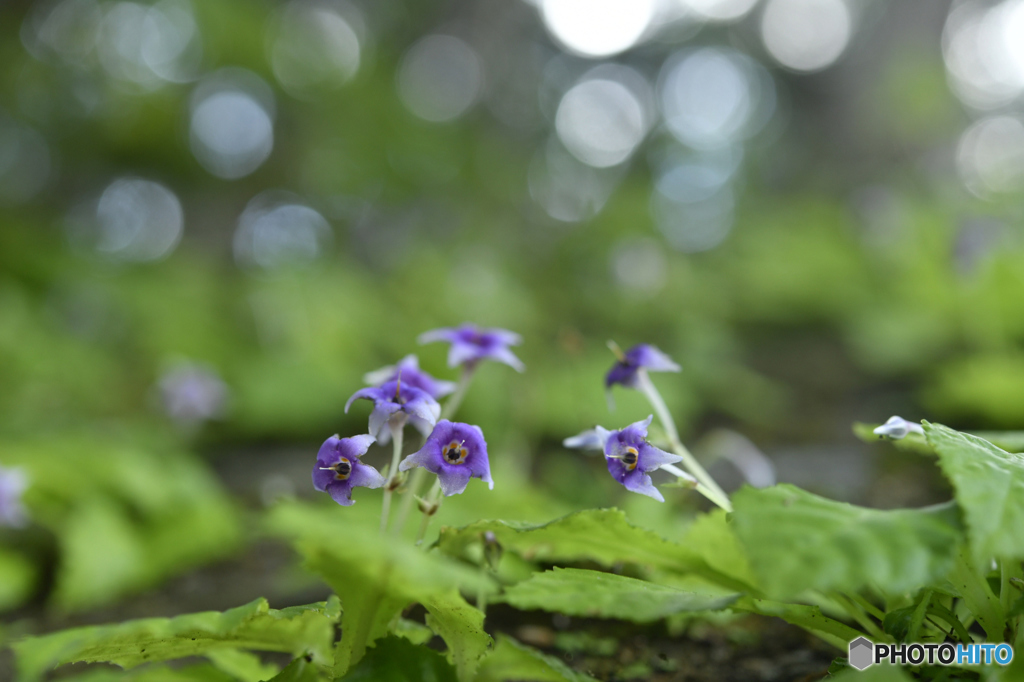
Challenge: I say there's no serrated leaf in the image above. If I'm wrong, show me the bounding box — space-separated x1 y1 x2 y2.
499 568 738 622
268 501 495 677
924 422 1024 562
339 636 457 682
267 657 327 682
733 597 863 651
422 590 491 681
475 635 598 682
205 648 279 682
731 484 961 599
436 509 752 592
391 619 433 646
12 597 339 682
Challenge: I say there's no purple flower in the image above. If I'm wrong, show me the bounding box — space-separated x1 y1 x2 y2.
363 355 457 400
606 344 679 390
564 416 682 502
0 466 28 528
158 361 228 424
399 420 493 496
312 434 384 506
418 324 524 372
345 380 441 444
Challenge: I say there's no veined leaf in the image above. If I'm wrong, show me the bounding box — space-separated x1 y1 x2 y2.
422 590 491 681
499 568 738 621
475 635 598 682
733 597 863 651
269 501 495 678
12 597 339 682
436 509 753 592
339 636 457 682
924 422 1024 562
731 484 961 599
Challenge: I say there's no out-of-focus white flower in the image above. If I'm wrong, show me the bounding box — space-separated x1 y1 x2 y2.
873 416 924 440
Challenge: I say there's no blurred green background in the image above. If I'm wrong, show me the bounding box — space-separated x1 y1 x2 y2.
2 0 1024 657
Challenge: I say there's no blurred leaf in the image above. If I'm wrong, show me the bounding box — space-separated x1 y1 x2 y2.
924 422 1024 562
731 484 962 599
266 657 328 682
390 619 433 646
851 422 932 454
733 598 863 651
499 568 738 621
0 548 36 612
12 597 339 681
422 590 491 681
829 664 914 681
475 635 598 682
339 636 457 682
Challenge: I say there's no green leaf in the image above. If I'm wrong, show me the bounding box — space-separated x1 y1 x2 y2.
339 636 457 682
12 597 340 682
679 509 759 590
731 484 962 599
829 665 914 681
205 648 279 682
422 590 491 681
0 548 36 612
390 619 433 646
436 509 752 592
266 657 328 682
924 422 1024 562
269 501 494 677
499 568 738 622
475 635 598 682
733 597 863 651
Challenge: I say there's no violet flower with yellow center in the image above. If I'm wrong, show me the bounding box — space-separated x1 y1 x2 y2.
418 324 524 372
312 434 384 506
345 378 440 444
399 420 493 496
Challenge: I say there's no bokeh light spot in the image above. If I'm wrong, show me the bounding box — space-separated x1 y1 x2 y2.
397 35 482 123
269 1 362 97
190 70 275 179
761 0 852 73
234 193 332 269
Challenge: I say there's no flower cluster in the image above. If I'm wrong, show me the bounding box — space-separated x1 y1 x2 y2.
314 324 520 509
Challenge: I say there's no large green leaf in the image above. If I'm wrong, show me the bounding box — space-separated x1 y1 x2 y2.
339 636 457 682
269 501 494 678
12 597 340 682
422 590 491 681
499 568 737 621
475 635 598 682
731 484 962 599
436 509 752 592
733 597 864 651
924 422 1024 562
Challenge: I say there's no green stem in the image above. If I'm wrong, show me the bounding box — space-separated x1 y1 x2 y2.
379 424 404 533
847 592 886 621
415 480 443 546
393 366 476 536
638 373 731 512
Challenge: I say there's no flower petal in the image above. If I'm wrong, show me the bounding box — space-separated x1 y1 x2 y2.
312 465 336 492
345 386 384 413
437 466 473 496
638 443 682 470
327 480 356 506
418 328 458 345
447 341 480 369
350 461 385 489
628 345 680 373
487 346 525 372
399 445 440 473
338 434 376 460
564 427 611 451
620 470 665 502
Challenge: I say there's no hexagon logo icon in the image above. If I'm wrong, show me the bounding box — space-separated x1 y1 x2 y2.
849 637 874 670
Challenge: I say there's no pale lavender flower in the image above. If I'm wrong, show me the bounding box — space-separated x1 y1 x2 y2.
158 362 229 424
873 416 924 440
345 379 441 444
312 434 384 506
565 416 682 502
399 420 493 496
418 324 524 372
605 344 679 390
363 355 456 400
0 466 28 527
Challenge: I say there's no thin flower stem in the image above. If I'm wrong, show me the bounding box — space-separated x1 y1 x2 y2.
638 371 732 512
661 463 730 512
394 366 477 535
380 425 404 533
415 480 443 546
